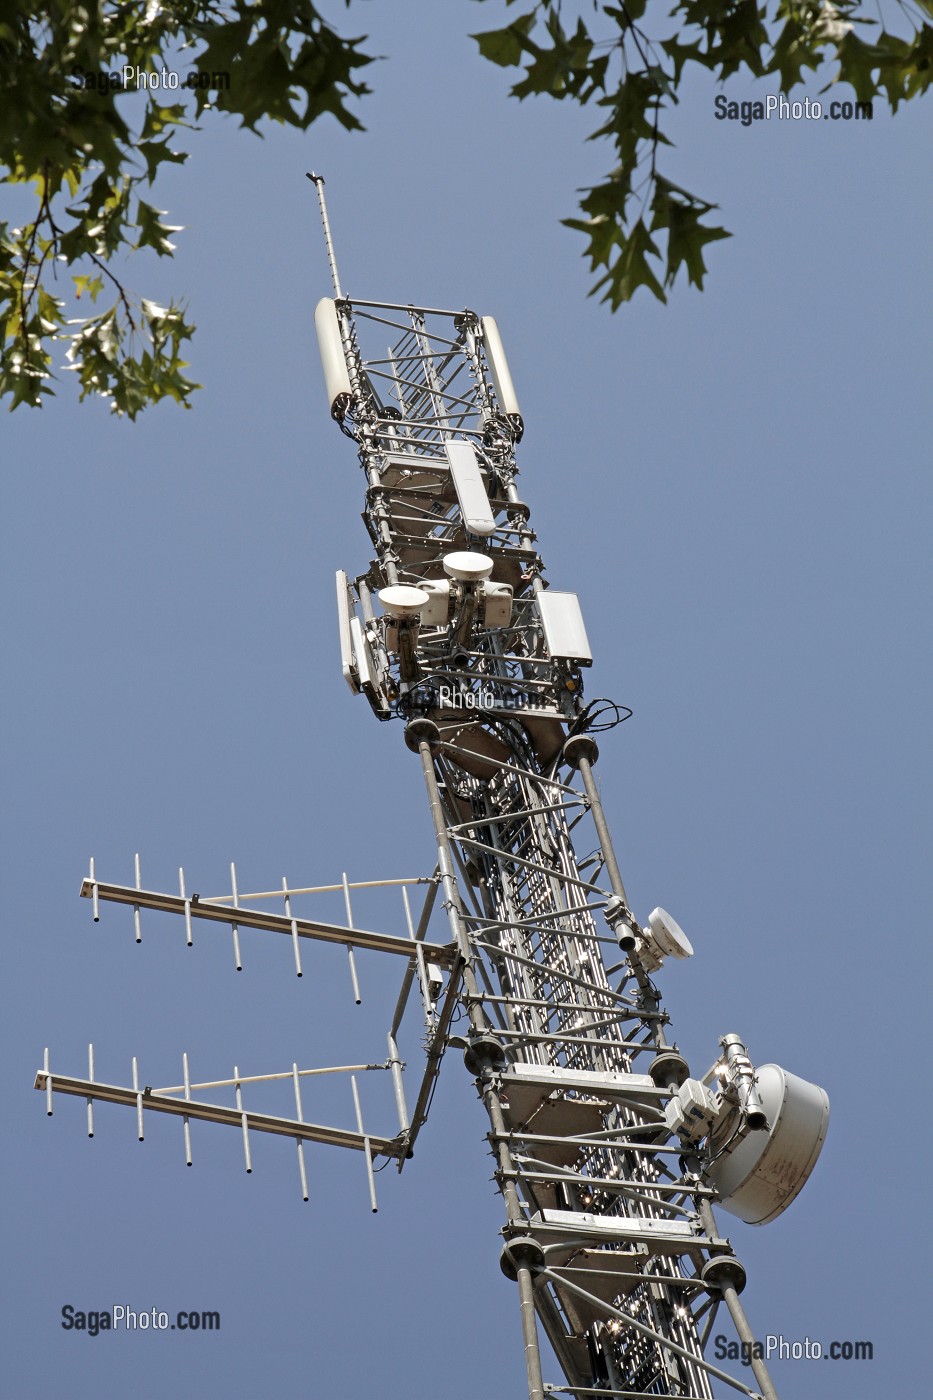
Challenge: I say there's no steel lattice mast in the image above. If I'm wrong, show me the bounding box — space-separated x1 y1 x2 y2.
34 176 829 1400
306 176 826 1400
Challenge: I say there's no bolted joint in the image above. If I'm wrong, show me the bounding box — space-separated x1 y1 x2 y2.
500 1236 546 1282
701 1254 747 1295
463 1032 507 1076
405 717 441 754
562 734 599 770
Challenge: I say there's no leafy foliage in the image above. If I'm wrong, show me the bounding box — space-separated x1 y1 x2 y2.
472 0 932 306
1 2 928 415
0 2 373 416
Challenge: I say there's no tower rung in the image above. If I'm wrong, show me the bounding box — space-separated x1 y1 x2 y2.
79 878 456 965
502 1063 667 1114
531 1208 712 1255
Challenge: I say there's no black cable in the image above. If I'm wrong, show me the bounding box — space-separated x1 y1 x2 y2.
570 697 634 735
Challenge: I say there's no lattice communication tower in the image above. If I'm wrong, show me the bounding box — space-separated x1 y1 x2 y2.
36 177 829 1400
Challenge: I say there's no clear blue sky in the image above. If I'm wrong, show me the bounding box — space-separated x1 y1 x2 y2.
2 3 929 1397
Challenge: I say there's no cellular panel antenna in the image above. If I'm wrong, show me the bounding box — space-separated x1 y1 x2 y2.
36 177 829 1400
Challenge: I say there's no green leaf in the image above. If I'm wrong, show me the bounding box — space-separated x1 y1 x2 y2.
137 139 189 185
562 213 620 271
135 200 183 257
589 72 668 167
140 103 191 140
0 1 375 413
666 206 731 289
768 18 825 91
651 175 731 289
594 220 667 307
604 1 648 23
905 25 933 100
472 15 536 69
833 28 918 109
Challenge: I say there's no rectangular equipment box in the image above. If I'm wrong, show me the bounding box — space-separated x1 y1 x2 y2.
537 590 593 665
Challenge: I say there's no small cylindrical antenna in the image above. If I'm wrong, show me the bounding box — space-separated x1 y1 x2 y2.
351 1075 377 1213
283 878 302 977
306 172 343 299
179 867 193 946
292 1063 309 1202
133 853 142 943
133 1056 144 1141
89 856 100 922
235 1066 252 1174
342 872 362 1004
230 862 243 971
44 1047 53 1116
182 1052 192 1166
87 1043 95 1138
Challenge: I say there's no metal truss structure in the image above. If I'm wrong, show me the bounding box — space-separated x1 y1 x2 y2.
35 176 829 1400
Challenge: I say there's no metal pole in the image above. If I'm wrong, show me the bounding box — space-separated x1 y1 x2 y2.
699 1201 780 1400
572 749 629 909
484 1083 547 1400
719 1282 779 1400
386 1032 409 1135
517 1264 546 1400
307 173 343 299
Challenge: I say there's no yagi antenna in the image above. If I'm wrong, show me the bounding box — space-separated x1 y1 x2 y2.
306 172 343 299
37 856 458 1210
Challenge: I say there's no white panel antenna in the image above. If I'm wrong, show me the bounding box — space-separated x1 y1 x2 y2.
538 589 593 665
445 440 496 535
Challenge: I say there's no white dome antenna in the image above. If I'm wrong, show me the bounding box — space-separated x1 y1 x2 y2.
443 551 494 583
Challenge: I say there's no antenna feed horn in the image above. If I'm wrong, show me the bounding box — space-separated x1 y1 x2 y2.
720 1034 769 1131
604 893 637 951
